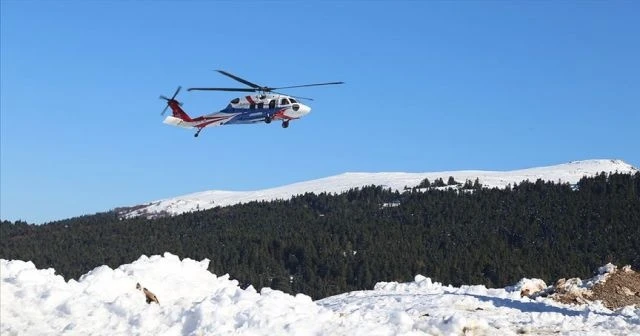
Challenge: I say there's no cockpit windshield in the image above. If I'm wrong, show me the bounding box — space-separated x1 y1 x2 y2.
289 98 297 103
280 98 290 105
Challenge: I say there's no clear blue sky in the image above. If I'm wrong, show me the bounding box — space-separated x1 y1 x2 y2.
2 1 639 224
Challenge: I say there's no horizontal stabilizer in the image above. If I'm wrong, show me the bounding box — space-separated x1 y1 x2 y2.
163 116 193 129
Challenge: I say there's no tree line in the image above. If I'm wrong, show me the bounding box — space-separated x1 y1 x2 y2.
2 172 639 299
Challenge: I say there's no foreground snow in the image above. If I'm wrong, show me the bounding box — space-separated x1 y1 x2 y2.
120 159 638 219
2 253 638 335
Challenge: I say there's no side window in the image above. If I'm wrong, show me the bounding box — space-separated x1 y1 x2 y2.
281 98 289 105
257 102 264 109
269 100 276 109
230 98 240 104
249 103 255 110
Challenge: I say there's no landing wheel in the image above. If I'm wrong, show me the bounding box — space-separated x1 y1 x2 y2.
194 129 202 137
282 121 289 128
265 116 272 124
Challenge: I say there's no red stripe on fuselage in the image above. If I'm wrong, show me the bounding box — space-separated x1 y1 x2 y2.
192 115 225 122
245 96 255 104
193 115 230 126
195 120 219 129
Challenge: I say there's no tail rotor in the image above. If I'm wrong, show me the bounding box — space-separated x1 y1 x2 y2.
159 86 182 115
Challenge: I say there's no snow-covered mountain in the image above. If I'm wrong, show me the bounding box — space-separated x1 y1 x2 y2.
119 159 638 219
2 253 638 335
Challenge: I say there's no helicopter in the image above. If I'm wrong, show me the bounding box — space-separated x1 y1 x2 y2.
160 70 343 137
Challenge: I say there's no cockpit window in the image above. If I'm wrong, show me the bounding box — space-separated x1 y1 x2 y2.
230 98 240 104
289 98 297 103
280 98 290 105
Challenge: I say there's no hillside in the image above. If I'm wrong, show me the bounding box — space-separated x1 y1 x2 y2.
118 159 638 219
3 170 639 300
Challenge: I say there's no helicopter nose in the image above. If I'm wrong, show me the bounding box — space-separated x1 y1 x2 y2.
300 104 311 115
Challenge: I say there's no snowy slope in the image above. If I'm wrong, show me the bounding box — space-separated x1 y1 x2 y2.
120 159 638 219
2 253 638 335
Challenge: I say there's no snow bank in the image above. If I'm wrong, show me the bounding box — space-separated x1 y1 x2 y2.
1 253 332 336
2 254 639 335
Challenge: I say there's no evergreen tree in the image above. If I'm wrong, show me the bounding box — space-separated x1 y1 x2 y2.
433 178 446 187
417 178 430 188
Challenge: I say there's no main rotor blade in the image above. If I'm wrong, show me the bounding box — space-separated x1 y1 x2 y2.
272 91 314 101
159 95 170 101
187 87 258 92
216 70 261 89
272 81 344 90
161 105 169 116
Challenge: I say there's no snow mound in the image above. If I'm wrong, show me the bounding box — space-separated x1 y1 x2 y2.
119 159 638 219
1 253 331 335
505 278 548 297
2 254 640 335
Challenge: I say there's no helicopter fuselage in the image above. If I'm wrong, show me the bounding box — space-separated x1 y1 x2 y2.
222 93 311 123
160 70 340 137
162 94 311 131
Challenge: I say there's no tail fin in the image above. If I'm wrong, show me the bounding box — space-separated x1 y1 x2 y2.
160 86 191 121
167 100 192 122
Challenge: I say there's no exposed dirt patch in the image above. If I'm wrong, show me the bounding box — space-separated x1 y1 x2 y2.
587 267 640 309
547 265 640 309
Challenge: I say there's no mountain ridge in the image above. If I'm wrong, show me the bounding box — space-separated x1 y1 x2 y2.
118 159 638 219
